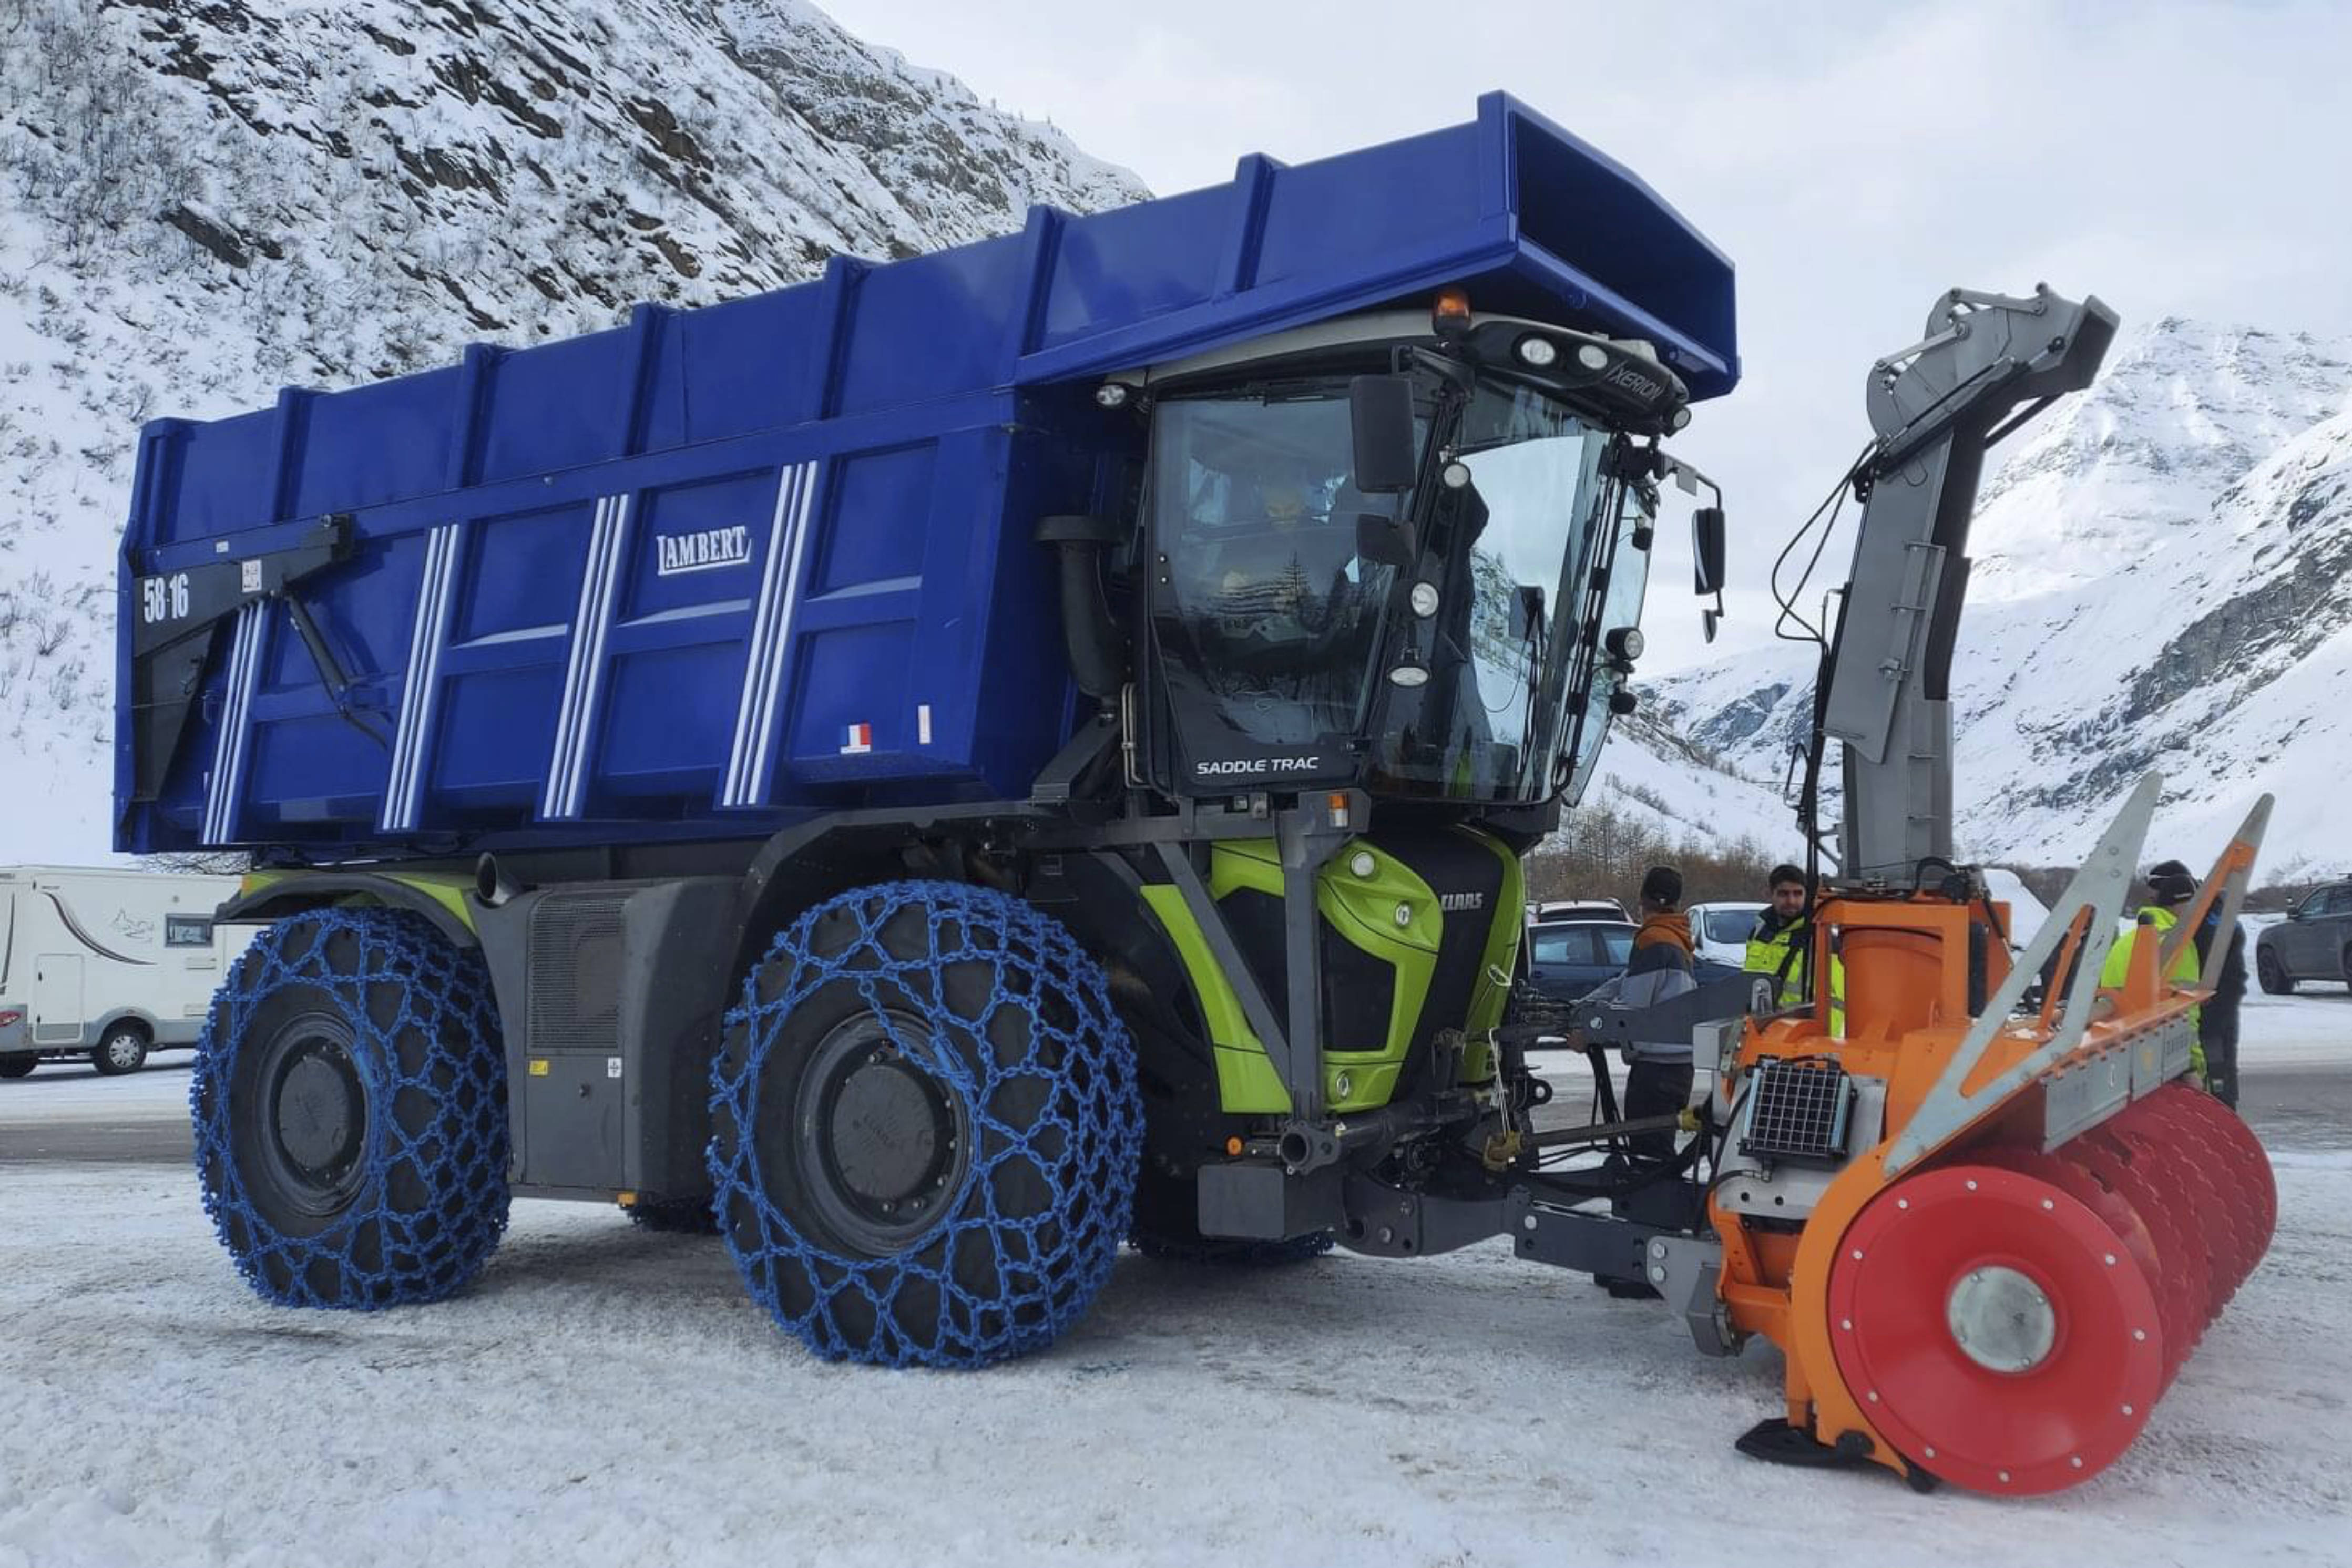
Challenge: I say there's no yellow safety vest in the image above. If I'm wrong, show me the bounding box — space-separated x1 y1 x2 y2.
2100 905 2206 1078
1745 915 1846 1032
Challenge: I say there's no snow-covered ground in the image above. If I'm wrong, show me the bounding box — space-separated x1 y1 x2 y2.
2 1002 2348 1567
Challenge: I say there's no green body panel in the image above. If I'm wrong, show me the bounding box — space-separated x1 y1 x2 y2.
236 869 478 934
1457 827 1527 1085
1137 832 1526 1115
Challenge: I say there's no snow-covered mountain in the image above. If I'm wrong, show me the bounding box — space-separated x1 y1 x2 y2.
1582 710 1796 856
1651 318 2352 884
0 0 1144 862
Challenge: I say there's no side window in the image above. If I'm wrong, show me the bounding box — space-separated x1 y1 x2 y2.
2326 887 2352 918
165 914 213 949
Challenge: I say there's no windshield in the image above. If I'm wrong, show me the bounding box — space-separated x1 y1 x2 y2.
1147 371 1645 802
1559 480 1653 804
1702 908 1763 945
1368 380 1632 801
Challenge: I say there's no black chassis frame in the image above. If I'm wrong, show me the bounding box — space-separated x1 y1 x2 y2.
214 697 1721 1292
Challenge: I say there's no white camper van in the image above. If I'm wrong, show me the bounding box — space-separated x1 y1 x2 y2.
0 866 252 1078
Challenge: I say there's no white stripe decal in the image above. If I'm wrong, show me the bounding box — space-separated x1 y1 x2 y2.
220 604 264 842
380 524 459 833
380 528 437 828
205 603 265 845
723 463 810 808
744 462 821 806
544 498 615 819
727 465 800 805
560 495 631 818
400 525 463 832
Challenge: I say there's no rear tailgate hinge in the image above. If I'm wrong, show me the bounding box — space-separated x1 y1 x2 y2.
128 513 359 803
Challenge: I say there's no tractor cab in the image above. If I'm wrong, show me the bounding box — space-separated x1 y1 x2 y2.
1113 293 1716 817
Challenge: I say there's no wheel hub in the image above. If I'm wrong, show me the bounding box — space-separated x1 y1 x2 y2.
793 1012 973 1255
255 1021 372 1215
1946 1265 2057 1374
830 1059 951 1204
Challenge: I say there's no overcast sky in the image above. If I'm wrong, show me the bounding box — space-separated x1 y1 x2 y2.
820 0 2352 672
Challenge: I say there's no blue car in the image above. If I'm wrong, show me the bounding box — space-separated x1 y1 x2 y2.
1522 919 1638 1002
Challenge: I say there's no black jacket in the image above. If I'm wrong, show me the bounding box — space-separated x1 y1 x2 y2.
2193 913 2247 1005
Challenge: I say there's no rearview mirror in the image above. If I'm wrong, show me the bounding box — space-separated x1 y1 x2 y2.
1355 513 1419 568
1350 374 1417 494
1692 505 1726 596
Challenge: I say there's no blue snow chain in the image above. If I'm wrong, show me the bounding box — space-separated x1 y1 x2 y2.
191 908 509 1309
710 880 1143 1368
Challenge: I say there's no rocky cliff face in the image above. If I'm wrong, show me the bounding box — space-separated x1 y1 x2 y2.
0 0 1146 860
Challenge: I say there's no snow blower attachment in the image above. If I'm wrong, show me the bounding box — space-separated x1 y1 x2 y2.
116 100 2269 1501
1713 782 2277 1494
1677 284 2281 1494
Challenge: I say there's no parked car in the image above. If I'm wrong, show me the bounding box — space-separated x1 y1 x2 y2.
0 865 254 1079
2255 879 2352 994
1528 898 1630 923
1521 919 1638 1002
1686 901 1766 967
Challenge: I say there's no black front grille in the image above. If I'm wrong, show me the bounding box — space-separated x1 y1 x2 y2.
528 893 628 1053
1218 888 1397 1055
1740 1059 1855 1164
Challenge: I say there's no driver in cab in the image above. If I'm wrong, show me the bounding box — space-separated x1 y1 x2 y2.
1195 472 1362 659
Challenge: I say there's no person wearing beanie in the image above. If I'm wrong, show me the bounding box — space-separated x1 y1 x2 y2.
2156 858 2248 1107
1744 863 1845 1030
1584 864 1697 1159
1569 864 1698 1299
2099 858 2210 1087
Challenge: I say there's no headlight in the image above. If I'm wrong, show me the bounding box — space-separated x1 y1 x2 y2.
1516 335 1559 368
1409 581 1440 617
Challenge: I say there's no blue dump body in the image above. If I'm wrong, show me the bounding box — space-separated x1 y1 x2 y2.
115 94 1737 858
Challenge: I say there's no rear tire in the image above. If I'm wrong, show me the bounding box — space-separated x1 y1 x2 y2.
92 1024 149 1076
191 909 509 1308
710 880 1142 1367
2256 948 2294 995
0 1055 35 1080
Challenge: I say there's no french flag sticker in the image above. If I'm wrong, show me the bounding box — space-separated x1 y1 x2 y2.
841 722 873 755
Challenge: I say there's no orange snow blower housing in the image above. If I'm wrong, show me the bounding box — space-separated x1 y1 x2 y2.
1709 780 2274 1495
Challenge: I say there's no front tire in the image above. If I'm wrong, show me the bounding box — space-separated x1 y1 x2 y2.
2256 947 2294 996
92 1024 149 1076
710 880 1142 1367
191 909 509 1309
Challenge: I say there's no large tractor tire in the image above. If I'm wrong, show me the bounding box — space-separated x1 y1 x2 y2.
0 1055 36 1080
191 909 509 1309
710 880 1142 1367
